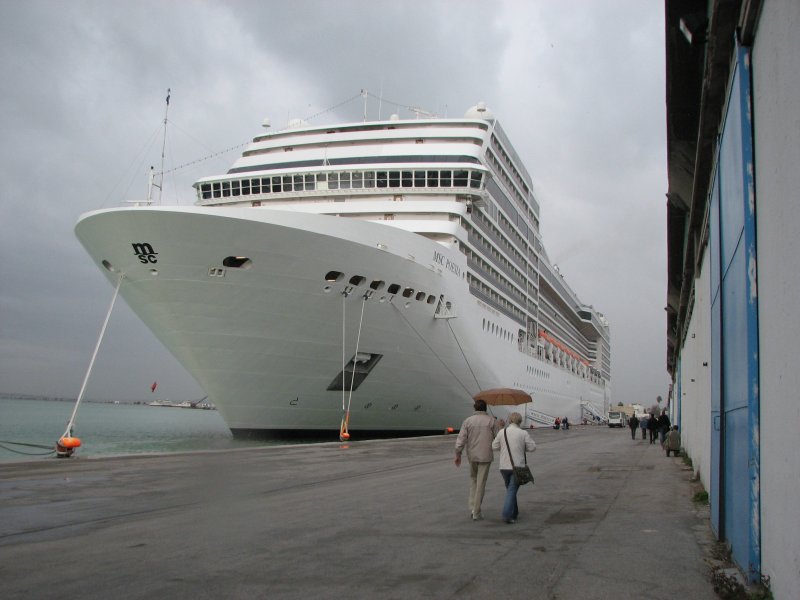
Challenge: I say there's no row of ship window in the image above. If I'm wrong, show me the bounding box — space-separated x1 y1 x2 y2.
324 271 441 306
526 365 551 379
482 317 517 343
199 169 484 200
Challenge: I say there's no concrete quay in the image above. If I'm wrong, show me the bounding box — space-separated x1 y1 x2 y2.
0 426 718 599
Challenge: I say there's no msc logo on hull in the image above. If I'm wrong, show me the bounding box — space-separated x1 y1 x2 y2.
132 242 158 264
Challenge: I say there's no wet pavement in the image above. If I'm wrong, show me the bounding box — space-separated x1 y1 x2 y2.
0 425 718 599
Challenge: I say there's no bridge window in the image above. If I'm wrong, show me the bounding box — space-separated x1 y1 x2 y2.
200 167 486 203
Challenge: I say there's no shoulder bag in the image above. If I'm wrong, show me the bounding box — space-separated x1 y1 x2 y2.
504 427 534 485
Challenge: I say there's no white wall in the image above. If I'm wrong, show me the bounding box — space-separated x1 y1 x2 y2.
752 1 800 596
678 252 711 491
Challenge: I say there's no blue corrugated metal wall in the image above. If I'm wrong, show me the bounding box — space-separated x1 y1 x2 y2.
709 44 761 582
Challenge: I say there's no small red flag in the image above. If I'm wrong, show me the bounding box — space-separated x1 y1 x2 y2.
151 381 158 393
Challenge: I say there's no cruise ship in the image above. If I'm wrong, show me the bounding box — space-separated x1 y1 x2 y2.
75 101 611 438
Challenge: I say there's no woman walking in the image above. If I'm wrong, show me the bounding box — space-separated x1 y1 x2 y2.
492 412 536 524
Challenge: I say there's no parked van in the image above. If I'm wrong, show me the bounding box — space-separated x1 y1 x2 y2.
607 411 625 428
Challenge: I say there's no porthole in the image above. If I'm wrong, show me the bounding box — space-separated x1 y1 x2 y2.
349 275 366 286
415 291 426 301
325 271 343 282
101 260 116 273
402 287 414 298
323 285 332 293
223 256 252 269
387 283 401 294
370 280 385 291
426 295 436 305
149 269 159 276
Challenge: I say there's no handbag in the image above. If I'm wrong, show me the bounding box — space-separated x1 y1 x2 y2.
504 427 534 485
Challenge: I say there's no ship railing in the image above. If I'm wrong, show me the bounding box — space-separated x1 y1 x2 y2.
580 400 608 424
466 230 527 288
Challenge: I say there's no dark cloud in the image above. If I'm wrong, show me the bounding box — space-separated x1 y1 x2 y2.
0 0 670 406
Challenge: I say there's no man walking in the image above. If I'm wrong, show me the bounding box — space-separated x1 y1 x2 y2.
455 400 500 521
628 413 639 440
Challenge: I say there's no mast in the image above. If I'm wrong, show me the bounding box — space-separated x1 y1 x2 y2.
158 88 171 204
147 88 170 205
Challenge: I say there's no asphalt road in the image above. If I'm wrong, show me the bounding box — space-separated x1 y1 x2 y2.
0 426 718 599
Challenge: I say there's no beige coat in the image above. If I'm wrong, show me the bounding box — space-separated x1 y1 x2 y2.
455 412 500 463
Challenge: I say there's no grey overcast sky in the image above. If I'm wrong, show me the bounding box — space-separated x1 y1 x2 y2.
0 0 670 406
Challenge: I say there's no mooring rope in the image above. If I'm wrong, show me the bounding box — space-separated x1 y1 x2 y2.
346 294 368 412
61 273 125 441
446 320 481 389
0 440 56 456
342 293 347 413
391 303 474 397
339 290 369 441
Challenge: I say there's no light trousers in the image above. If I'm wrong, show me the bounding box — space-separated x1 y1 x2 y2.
469 461 492 516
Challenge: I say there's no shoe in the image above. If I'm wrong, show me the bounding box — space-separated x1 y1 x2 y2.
504 519 516 524
472 513 483 521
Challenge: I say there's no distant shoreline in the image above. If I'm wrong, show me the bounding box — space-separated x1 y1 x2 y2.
1 394 155 405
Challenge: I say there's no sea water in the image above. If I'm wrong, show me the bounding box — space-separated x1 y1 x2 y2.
0 397 274 463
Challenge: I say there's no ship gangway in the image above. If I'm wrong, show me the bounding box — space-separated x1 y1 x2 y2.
525 407 558 428
580 401 607 424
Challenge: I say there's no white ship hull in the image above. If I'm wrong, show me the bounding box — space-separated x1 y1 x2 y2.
76 205 606 436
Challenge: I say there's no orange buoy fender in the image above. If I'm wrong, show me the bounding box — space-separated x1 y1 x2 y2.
58 436 82 449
